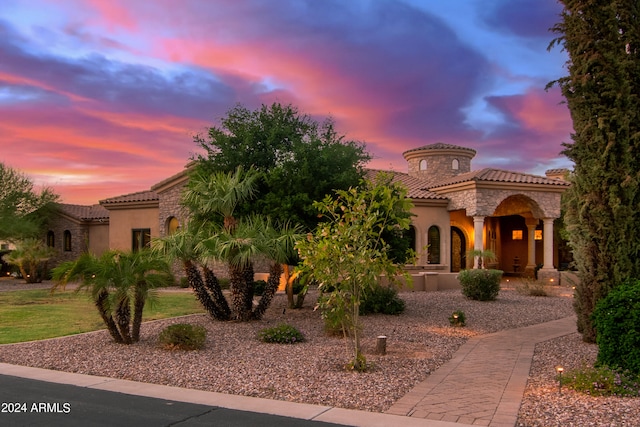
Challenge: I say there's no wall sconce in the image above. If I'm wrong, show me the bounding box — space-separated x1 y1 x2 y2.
556 365 564 394
535 229 542 240
512 230 523 240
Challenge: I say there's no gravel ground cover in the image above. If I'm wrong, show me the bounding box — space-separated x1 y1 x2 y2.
1 280 638 425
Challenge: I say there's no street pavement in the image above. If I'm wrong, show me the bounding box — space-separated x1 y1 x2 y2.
0 374 345 427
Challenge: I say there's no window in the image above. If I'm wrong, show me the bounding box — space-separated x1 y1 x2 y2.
428 225 440 264
512 230 523 240
419 159 427 170
535 229 542 240
452 159 459 170
167 217 180 235
46 231 55 247
63 230 72 252
132 229 151 251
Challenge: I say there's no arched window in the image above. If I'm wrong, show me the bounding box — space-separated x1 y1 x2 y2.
419 159 427 170
167 217 180 235
452 159 459 170
63 230 72 252
46 231 55 248
407 225 417 252
428 225 440 264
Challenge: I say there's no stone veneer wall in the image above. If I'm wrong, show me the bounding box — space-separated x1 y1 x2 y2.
443 188 563 219
406 151 473 184
46 216 89 267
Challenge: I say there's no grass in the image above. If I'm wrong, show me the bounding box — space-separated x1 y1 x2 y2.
0 289 205 344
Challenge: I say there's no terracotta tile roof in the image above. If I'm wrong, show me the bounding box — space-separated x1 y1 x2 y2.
402 142 477 156
366 169 447 200
56 203 109 221
100 190 159 205
430 168 572 188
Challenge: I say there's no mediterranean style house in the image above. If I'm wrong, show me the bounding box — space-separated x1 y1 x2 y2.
44 143 571 290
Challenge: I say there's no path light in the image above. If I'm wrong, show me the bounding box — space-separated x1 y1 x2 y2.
556 365 564 394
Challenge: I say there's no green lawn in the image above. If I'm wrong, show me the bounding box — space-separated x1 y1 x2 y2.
0 289 205 344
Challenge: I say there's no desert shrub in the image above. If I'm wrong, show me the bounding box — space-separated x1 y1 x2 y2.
515 279 548 297
449 310 466 327
179 276 189 288
360 284 405 315
158 323 206 350
458 269 502 301
563 364 640 397
252 280 267 296
258 324 305 344
592 279 640 375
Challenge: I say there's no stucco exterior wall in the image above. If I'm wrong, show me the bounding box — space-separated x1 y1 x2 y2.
87 223 110 255
411 202 451 267
107 207 160 251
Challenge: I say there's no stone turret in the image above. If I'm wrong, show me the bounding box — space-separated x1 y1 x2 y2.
403 143 476 183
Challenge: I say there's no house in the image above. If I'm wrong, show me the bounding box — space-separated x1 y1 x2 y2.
45 143 571 289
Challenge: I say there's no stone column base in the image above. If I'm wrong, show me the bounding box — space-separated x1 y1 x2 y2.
537 268 560 285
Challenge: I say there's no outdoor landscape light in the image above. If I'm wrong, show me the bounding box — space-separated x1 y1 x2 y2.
556 365 564 394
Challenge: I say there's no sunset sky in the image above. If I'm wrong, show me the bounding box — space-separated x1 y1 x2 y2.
0 0 573 205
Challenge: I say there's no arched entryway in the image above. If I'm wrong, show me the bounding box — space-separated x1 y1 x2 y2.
451 227 466 272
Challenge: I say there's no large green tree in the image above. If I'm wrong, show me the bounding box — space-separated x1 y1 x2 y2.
194 102 371 231
549 1 640 342
0 163 58 240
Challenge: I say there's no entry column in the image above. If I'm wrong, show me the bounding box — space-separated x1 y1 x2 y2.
536 218 561 283
542 218 554 269
525 218 538 276
473 216 484 268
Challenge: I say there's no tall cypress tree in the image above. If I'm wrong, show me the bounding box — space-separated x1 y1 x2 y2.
549 1 640 342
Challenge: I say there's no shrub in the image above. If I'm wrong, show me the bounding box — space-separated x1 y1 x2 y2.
458 269 502 301
449 310 466 327
592 279 640 375
515 278 548 297
360 284 405 315
563 364 640 397
158 323 206 350
252 280 267 296
259 324 305 344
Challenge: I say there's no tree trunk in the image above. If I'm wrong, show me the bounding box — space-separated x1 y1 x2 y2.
95 289 123 343
185 261 228 321
131 288 145 342
202 266 231 320
115 297 133 344
229 264 251 321
253 263 282 320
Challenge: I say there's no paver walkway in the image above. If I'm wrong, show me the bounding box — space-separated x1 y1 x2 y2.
386 315 577 427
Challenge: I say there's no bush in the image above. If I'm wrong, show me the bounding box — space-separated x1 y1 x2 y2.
259 324 305 344
458 269 502 301
564 364 640 397
449 310 466 327
360 284 405 315
592 279 640 375
158 323 206 350
515 278 548 297
252 280 267 296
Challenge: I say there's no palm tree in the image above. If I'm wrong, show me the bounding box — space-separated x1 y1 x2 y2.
1 238 55 283
51 249 172 344
162 166 302 321
152 224 232 321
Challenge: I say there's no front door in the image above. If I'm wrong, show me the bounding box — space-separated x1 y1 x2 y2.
451 227 466 272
